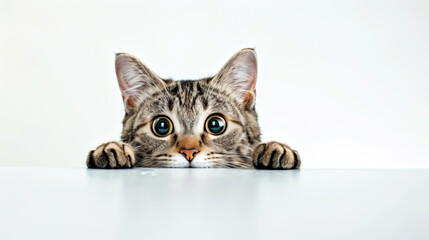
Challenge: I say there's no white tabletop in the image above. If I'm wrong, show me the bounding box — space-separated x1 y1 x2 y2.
0 167 428 240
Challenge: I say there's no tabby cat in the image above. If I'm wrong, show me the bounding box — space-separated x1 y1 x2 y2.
86 48 300 169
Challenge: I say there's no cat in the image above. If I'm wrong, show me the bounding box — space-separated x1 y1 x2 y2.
86 48 301 169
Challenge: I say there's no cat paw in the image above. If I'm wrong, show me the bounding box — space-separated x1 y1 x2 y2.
253 141 301 169
86 141 135 169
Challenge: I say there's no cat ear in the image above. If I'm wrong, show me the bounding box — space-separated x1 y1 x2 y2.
115 53 166 113
211 48 257 109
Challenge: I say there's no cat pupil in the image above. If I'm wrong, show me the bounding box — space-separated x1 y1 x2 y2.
209 117 224 133
156 119 169 135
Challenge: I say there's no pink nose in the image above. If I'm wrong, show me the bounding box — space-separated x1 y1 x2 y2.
179 148 200 161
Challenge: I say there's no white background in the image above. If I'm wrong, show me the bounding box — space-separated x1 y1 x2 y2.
1 0 428 168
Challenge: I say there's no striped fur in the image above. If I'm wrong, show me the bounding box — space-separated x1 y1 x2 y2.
86 49 301 169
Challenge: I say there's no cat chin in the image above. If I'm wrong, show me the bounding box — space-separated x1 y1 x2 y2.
166 154 214 168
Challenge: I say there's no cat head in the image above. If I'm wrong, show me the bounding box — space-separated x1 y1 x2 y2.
115 48 261 168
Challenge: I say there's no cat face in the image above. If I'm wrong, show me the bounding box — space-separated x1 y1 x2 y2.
116 49 261 168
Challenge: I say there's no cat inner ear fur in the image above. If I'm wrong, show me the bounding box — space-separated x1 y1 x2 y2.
115 53 166 113
210 48 257 109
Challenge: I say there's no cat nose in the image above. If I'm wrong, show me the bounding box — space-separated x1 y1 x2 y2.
177 135 202 162
179 147 200 161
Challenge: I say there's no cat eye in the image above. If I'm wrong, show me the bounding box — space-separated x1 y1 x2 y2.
151 116 173 137
205 114 227 135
